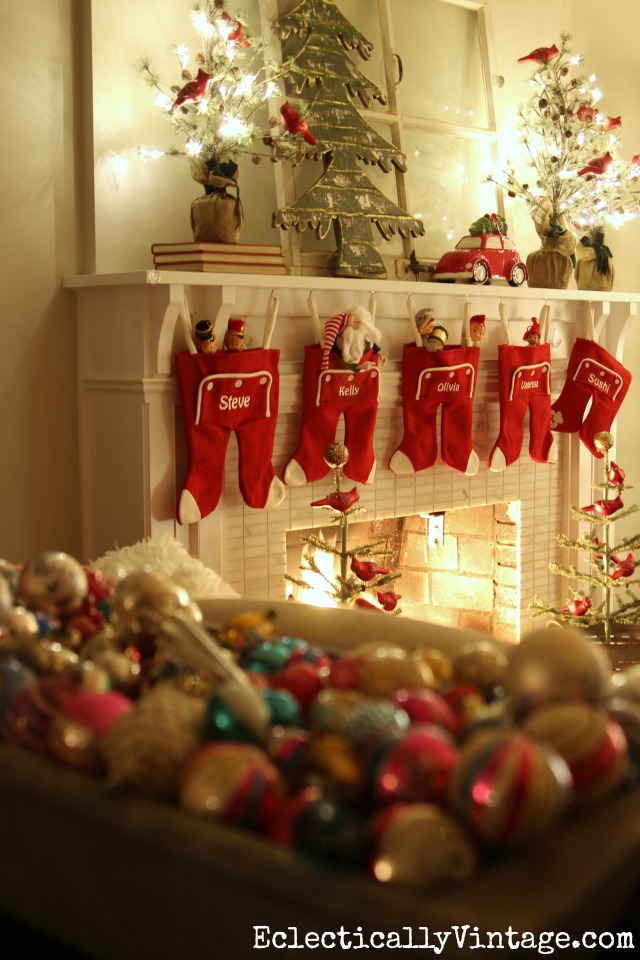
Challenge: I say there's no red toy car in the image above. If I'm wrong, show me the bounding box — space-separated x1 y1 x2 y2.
433 233 528 286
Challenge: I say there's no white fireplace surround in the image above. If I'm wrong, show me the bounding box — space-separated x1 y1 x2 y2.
65 272 638 635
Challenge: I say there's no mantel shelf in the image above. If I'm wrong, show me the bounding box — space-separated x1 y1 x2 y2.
63 270 640 306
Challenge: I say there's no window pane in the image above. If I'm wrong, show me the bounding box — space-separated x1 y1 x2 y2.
391 0 489 129
403 127 499 260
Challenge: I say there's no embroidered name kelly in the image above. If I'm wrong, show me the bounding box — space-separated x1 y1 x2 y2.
338 385 359 397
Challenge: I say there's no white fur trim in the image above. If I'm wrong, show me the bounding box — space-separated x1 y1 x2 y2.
546 437 559 464
90 534 239 599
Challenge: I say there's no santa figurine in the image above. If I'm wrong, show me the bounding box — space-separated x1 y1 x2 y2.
523 317 541 346
321 306 386 371
224 316 246 352
193 319 217 354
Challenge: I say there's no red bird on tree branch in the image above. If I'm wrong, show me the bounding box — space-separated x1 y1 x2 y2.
577 151 613 177
517 44 559 64
170 68 211 113
279 101 317 146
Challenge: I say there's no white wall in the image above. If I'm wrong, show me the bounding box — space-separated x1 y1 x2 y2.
0 1 88 563
1 0 639 565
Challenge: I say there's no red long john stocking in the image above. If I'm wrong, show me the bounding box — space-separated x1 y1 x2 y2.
283 295 382 486
175 296 285 524
488 303 557 471
550 306 631 457
390 298 479 476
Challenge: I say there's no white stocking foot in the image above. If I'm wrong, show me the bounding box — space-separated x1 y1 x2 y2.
283 459 308 487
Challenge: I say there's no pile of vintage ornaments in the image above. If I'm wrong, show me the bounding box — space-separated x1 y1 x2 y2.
0 550 639 889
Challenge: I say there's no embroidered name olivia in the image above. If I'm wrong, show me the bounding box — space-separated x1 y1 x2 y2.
588 372 611 394
437 381 460 393
219 394 251 410
339 384 359 397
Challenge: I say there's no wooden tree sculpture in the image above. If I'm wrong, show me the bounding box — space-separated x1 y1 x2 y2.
271 0 424 278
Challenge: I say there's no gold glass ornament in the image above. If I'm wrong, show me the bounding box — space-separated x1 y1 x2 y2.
110 571 200 637
411 647 453 688
102 686 205 798
522 702 628 808
0 605 40 651
594 431 614 453
324 442 349 469
452 640 509 694
17 551 88 621
504 624 612 715
360 650 434 698
371 802 477 887
294 733 363 803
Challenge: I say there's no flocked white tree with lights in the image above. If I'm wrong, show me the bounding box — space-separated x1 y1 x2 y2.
138 0 302 228
488 34 639 288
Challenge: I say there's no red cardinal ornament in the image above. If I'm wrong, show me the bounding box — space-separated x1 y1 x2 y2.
577 104 596 122
578 152 612 177
310 487 360 512
610 553 635 580
562 596 592 616
170 68 211 112
221 12 251 47
376 591 402 612
517 44 559 64
354 598 382 612
608 462 625 486
633 155 640 167
280 102 317 146
592 537 604 560
350 557 390 582
581 495 624 517
600 116 622 132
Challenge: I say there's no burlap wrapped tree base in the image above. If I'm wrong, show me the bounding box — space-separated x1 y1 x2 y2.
575 233 615 291
575 255 614 291
526 230 577 290
191 192 243 243
526 249 573 289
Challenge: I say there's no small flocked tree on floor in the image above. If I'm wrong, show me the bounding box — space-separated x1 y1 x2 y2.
531 431 640 643
285 444 402 611
270 0 424 278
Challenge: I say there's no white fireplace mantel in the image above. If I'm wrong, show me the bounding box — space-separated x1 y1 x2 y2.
64 270 639 632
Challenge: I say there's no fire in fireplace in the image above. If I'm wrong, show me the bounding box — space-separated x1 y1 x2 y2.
286 502 521 642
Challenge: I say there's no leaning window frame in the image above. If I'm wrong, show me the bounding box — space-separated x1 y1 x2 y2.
261 0 503 278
